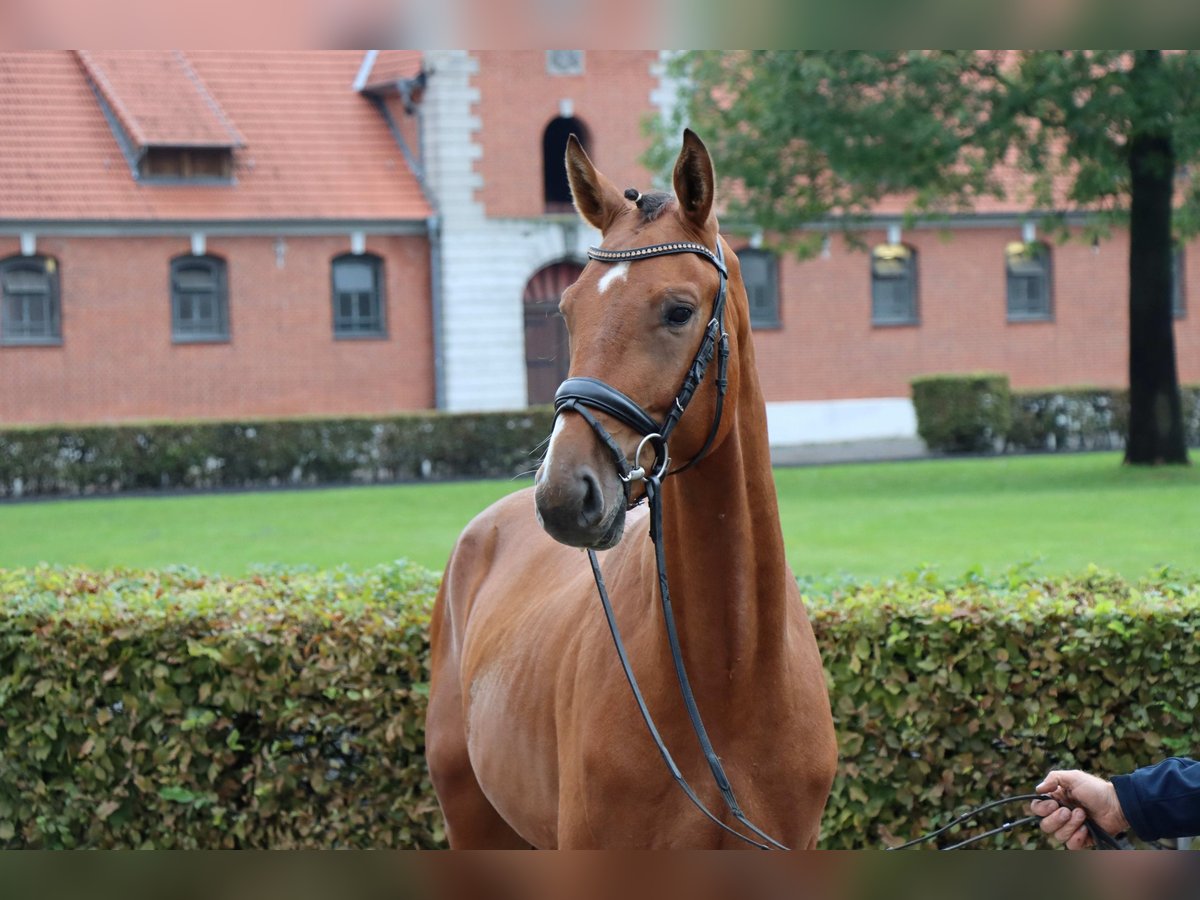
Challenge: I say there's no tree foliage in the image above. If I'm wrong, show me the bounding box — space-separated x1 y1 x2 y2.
656 51 1200 239
654 51 1199 462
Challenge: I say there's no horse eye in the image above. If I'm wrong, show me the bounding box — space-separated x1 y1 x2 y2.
665 304 694 327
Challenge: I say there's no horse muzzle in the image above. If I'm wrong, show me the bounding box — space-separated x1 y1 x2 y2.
534 466 627 549
534 419 628 550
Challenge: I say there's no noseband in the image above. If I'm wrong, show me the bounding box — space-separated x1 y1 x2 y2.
553 240 731 502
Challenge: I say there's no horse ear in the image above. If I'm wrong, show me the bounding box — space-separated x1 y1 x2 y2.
672 129 715 230
566 135 624 232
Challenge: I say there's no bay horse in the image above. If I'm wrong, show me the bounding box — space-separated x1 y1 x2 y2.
427 130 837 848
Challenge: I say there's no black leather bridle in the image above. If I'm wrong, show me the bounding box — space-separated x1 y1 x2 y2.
554 240 731 504
551 237 789 849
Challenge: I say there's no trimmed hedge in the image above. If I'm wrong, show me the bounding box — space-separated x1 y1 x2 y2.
815 567 1199 848
914 377 1200 454
3 563 1197 848
1009 385 1200 452
0 563 443 849
1007 388 1130 452
0 409 555 499
911 374 1012 453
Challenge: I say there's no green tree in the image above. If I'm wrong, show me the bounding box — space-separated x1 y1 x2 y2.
657 51 1198 464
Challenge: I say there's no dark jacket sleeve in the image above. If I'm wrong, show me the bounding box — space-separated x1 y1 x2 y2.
1111 757 1200 842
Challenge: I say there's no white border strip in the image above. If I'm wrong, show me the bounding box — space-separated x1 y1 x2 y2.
765 398 917 447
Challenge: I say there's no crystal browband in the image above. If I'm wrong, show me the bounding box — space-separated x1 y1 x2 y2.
587 241 727 277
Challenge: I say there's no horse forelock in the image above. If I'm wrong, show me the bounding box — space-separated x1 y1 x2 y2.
632 190 674 223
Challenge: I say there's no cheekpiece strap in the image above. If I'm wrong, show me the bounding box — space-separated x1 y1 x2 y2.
587 241 728 277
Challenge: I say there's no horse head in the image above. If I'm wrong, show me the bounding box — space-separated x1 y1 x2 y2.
534 130 741 549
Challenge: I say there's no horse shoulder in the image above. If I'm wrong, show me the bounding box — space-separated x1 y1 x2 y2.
436 486 535 638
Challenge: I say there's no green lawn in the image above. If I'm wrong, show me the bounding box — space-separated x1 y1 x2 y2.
0 452 1196 582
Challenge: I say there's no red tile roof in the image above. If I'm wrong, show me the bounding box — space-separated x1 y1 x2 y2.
0 51 431 222
77 51 245 149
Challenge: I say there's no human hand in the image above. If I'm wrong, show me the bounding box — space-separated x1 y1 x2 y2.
1030 770 1130 850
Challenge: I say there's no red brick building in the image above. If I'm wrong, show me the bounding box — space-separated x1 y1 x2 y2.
2 50 1197 446
0 51 434 425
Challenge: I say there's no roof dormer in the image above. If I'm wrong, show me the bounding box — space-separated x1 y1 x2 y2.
76 50 244 184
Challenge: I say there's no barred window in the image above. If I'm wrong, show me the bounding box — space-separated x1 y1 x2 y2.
1006 241 1052 321
1 255 62 344
332 254 385 337
739 248 780 329
871 244 918 325
170 255 229 341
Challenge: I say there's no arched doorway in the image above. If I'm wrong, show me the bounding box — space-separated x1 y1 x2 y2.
524 260 582 405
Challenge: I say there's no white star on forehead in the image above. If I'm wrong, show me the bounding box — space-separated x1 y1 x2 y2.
597 262 630 294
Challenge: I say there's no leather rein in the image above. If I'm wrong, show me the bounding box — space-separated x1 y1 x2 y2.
553 238 788 850
887 793 1136 850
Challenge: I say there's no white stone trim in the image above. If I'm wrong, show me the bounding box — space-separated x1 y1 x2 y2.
765 397 917 448
420 51 483 226
649 50 683 124
437 217 598 412
649 51 684 190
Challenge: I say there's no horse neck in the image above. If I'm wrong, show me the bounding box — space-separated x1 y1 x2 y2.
656 349 789 687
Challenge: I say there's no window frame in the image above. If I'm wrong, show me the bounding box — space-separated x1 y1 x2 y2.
737 247 781 330
331 253 387 339
0 254 62 346
870 244 919 327
1005 240 1054 322
170 254 230 343
139 147 235 184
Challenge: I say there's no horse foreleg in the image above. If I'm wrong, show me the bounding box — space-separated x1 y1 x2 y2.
428 587 531 848
427 692 531 848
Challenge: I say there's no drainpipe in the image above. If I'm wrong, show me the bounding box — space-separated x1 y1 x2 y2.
428 213 447 410
363 82 443 408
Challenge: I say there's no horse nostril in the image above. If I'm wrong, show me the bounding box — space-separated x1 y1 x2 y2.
578 469 605 528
